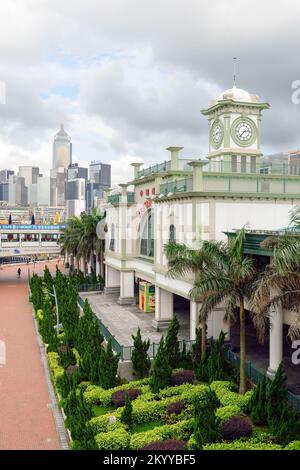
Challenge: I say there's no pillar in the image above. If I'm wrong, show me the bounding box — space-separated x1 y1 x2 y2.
207 304 230 340
96 255 100 277
130 162 143 180
88 253 93 274
166 146 184 171
188 160 208 192
190 301 200 340
267 293 283 378
152 287 174 331
118 271 136 305
80 257 85 272
104 265 120 294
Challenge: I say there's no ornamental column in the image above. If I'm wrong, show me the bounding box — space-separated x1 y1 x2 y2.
267 288 283 378
152 287 174 331
188 160 207 192
190 301 200 340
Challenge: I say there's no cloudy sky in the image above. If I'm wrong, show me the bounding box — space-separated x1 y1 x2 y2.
1 0 300 183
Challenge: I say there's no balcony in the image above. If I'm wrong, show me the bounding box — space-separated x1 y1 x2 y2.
137 159 195 179
137 161 171 179
107 192 135 205
159 177 193 195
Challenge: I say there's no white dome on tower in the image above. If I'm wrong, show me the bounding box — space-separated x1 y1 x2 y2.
216 85 260 104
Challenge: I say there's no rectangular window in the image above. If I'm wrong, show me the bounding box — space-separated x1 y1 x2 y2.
250 156 256 173
231 156 237 173
241 156 247 173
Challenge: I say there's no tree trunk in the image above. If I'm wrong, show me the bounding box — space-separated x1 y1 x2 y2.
239 296 246 394
201 319 206 355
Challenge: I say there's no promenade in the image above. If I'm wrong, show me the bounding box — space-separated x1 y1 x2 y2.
0 261 61 449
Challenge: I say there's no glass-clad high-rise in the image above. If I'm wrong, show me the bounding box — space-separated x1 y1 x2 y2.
52 124 72 171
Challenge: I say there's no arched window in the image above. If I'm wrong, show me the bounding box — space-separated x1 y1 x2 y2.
140 210 154 257
169 224 176 243
109 223 115 251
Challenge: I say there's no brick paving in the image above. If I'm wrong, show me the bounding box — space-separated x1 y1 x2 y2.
0 261 61 449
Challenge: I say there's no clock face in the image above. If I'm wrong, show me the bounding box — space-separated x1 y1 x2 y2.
235 121 252 142
213 124 222 143
231 117 257 146
210 120 224 148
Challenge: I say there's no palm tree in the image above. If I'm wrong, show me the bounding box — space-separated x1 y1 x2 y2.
60 210 106 276
191 229 257 394
252 208 300 342
77 210 105 276
166 229 257 394
165 241 212 355
59 216 83 270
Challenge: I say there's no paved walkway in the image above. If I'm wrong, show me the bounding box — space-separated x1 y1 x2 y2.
0 261 61 449
80 291 190 346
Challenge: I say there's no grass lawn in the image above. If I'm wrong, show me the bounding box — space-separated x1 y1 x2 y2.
132 420 164 434
92 405 115 417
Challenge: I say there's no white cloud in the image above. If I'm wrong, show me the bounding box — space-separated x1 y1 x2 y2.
0 0 300 178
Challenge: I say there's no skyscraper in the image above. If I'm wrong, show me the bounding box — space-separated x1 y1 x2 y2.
87 161 111 212
52 124 72 171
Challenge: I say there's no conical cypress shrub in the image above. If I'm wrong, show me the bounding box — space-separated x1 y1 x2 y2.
249 376 268 425
150 337 172 393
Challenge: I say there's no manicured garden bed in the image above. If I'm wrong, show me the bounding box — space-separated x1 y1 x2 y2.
30 267 300 451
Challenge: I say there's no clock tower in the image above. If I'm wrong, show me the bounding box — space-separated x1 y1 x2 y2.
201 85 270 173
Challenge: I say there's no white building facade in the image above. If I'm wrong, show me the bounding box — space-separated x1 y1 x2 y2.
102 85 300 378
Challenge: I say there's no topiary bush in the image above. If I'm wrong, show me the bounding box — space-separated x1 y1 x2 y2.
221 415 253 441
130 419 193 450
111 388 141 407
203 439 282 450
210 381 253 411
170 370 195 386
284 440 300 450
48 352 64 386
216 405 243 423
167 400 185 416
142 439 186 451
95 428 130 450
83 379 149 406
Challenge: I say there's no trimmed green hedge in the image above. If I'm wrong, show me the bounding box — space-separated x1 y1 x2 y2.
210 381 253 411
95 428 130 450
130 419 193 450
203 439 282 450
48 352 64 386
89 394 180 432
216 405 243 423
284 441 300 450
83 379 149 406
159 383 208 400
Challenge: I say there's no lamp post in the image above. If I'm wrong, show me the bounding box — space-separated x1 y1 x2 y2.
47 285 61 336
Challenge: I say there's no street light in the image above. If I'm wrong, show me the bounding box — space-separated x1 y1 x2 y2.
45 284 61 336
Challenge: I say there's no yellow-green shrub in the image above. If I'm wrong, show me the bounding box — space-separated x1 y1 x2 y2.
216 405 243 423
203 439 282 450
95 428 130 450
47 352 64 385
284 441 300 450
210 381 253 411
83 379 149 406
130 419 193 450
